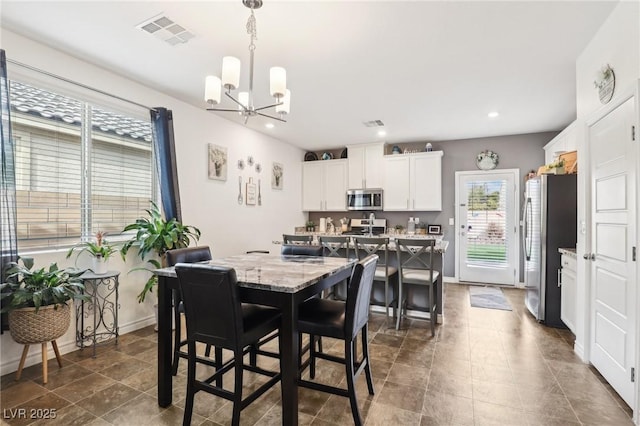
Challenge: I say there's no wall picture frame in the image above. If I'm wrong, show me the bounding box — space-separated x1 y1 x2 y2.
427 225 442 235
246 177 257 205
208 144 228 181
272 162 283 190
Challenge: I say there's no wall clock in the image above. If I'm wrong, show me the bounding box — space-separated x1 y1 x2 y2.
476 150 499 170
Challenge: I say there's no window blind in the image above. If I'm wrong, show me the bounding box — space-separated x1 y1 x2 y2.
465 179 508 267
10 80 154 250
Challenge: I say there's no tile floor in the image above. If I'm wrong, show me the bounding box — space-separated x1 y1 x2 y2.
0 284 634 425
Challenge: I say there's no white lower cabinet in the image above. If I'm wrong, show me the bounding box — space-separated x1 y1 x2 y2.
302 159 347 211
383 151 443 211
559 251 577 333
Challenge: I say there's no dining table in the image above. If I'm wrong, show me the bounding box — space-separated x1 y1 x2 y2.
153 252 357 425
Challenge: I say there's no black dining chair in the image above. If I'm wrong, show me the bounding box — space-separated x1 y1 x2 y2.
395 238 438 336
282 234 313 245
280 244 323 256
175 263 282 426
165 246 215 376
297 254 378 426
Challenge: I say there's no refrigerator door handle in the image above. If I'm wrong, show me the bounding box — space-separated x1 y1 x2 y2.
522 197 531 261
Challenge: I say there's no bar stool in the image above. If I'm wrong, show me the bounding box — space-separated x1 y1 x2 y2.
175 263 282 426
297 255 378 426
318 235 352 300
395 238 438 336
353 236 398 318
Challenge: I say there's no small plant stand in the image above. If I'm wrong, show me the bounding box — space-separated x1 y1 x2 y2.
76 271 120 357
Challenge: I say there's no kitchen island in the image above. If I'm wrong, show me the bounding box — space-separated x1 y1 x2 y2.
294 231 449 322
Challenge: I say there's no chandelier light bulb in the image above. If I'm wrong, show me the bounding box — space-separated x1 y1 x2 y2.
269 67 287 98
275 89 291 114
221 56 241 90
204 75 222 104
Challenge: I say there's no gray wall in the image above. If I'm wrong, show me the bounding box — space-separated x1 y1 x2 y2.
309 131 557 280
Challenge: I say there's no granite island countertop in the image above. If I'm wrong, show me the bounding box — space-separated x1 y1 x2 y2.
293 232 449 253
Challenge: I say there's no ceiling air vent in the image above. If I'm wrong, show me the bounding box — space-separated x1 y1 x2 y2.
137 14 195 46
363 120 385 127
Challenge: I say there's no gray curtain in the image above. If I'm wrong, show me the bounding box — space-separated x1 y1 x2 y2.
151 107 182 222
0 49 18 332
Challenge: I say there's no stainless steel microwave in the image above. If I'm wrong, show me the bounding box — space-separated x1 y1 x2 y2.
346 189 383 211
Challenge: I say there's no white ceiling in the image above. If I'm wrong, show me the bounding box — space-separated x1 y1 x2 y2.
1 1 617 150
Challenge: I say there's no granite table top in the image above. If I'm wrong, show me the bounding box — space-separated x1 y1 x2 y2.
154 253 358 293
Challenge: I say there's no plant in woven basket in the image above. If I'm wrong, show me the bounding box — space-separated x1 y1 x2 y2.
120 202 201 303
0 257 89 345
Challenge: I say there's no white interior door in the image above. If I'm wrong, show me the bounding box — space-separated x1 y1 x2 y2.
456 170 519 285
589 96 636 409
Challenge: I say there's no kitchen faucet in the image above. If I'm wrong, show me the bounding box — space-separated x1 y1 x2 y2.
369 212 375 236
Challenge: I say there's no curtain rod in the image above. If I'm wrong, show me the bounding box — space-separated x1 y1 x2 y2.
7 58 158 113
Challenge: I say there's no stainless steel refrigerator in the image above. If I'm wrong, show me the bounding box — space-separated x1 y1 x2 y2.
522 174 577 328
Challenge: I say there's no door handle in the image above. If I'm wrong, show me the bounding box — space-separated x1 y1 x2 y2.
557 268 562 287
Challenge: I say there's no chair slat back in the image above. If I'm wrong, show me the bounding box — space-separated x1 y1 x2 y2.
395 238 435 272
354 236 390 269
345 255 378 338
283 234 313 245
175 264 242 350
318 236 351 258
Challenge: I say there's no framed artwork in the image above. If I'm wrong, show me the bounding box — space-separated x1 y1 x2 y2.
428 225 442 235
272 162 283 190
208 144 227 181
246 177 257 205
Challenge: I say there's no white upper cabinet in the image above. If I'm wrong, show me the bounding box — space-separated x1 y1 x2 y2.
347 143 384 189
543 121 577 164
302 159 347 211
383 151 443 211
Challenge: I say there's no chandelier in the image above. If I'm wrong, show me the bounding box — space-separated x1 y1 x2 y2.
204 0 290 123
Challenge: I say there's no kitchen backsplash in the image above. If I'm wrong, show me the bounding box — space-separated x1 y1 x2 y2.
307 211 450 238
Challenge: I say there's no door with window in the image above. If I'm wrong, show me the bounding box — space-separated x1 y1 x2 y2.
456 170 519 285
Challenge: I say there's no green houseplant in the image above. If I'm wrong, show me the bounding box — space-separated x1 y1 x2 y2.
0 257 89 383
120 202 201 303
66 231 117 274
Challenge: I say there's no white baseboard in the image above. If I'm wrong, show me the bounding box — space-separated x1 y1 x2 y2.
0 315 156 376
574 341 587 362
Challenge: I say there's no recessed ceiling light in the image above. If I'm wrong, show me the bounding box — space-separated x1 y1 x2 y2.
377 130 387 137
265 123 274 129
488 111 499 118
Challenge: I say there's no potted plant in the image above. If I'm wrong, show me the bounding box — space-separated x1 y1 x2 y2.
66 231 116 274
120 202 201 303
0 257 89 382
545 158 565 175
306 221 315 232
394 224 405 235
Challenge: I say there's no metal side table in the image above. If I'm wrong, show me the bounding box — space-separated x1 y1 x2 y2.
76 271 120 357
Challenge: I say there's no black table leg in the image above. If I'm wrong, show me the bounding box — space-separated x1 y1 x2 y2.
158 276 172 407
279 294 299 426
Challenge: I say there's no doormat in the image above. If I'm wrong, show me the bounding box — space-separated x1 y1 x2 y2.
469 286 512 311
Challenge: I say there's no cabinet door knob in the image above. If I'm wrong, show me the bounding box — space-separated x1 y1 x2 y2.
583 253 590 260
